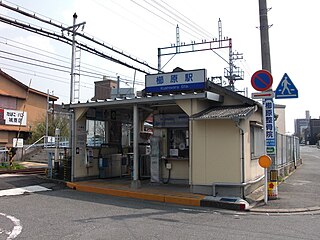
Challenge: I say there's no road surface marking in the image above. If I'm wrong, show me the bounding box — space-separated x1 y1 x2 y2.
0 185 51 197
0 213 22 239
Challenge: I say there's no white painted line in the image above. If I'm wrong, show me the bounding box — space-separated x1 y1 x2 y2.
0 185 51 197
0 213 22 239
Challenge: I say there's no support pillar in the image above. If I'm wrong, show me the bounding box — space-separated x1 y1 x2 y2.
131 104 141 189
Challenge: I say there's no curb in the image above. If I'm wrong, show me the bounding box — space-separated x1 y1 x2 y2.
249 206 320 214
201 199 247 211
65 182 320 213
66 182 204 207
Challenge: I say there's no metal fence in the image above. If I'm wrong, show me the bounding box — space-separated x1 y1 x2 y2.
0 147 8 162
273 133 300 169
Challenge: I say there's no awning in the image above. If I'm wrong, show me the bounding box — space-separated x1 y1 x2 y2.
190 105 257 120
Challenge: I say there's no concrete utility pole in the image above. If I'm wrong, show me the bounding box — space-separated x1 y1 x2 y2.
259 0 272 72
259 0 275 204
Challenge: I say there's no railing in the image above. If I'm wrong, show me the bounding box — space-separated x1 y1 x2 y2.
273 133 300 169
25 135 46 151
0 147 8 162
25 136 69 151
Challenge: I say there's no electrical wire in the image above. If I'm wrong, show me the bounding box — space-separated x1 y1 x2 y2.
129 0 202 41
143 0 212 40
0 36 140 81
0 1 159 71
156 0 213 38
0 14 152 74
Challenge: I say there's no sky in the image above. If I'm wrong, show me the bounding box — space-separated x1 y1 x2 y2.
0 0 319 134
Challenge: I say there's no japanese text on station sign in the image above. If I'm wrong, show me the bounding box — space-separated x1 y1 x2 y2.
145 69 206 93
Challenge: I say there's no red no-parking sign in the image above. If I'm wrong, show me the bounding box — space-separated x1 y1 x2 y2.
251 70 273 91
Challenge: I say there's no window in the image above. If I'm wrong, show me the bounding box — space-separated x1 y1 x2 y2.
250 124 264 159
86 120 106 147
167 128 189 158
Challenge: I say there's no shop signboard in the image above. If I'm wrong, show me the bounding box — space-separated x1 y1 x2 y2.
145 69 206 93
4 109 27 126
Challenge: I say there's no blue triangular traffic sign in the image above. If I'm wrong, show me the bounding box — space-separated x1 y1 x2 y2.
275 73 298 99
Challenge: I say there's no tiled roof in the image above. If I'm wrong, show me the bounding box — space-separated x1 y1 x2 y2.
191 105 256 120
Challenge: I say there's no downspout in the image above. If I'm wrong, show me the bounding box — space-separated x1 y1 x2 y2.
70 109 75 182
233 118 245 199
189 99 193 186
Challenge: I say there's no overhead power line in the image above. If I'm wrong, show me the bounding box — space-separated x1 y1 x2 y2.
144 0 213 40
0 14 151 74
156 0 214 38
0 1 160 73
0 36 140 81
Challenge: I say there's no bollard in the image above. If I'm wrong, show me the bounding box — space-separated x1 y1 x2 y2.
268 169 278 199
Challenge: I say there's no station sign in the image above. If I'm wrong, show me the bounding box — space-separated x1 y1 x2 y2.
145 69 206 93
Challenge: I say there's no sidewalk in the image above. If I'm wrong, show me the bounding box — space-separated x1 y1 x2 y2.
250 145 320 213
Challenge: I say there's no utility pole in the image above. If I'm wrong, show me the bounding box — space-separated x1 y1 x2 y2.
258 0 275 204
117 75 120 97
62 13 86 103
158 19 244 90
259 0 272 72
176 24 180 53
61 13 85 183
45 89 49 147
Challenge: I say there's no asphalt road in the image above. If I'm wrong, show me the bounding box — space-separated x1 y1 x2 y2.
0 146 320 239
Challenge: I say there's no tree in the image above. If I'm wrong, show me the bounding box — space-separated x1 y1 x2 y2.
26 114 69 144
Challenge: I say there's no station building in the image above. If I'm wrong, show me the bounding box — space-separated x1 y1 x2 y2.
68 68 268 198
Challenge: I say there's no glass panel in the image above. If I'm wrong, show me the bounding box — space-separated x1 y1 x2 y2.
86 120 95 146
168 128 189 158
250 125 264 159
86 120 105 147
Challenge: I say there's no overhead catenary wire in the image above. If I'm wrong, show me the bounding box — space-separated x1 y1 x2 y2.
0 0 240 92
0 49 125 79
129 0 203 42
0 14 152 75
143 0 213 40
0 36 140 81
93 0 171 44
0 59 145 87
155 0 214 39
0 1 160 73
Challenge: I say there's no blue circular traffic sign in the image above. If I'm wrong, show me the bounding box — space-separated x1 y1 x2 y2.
251 70 273 91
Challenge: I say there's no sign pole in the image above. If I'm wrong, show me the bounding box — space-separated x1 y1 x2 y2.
258 154 272 205
264 168 268 204
251 69 276 205
262 101 268 204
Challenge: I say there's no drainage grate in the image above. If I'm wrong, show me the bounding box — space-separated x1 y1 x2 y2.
220 198 237 202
